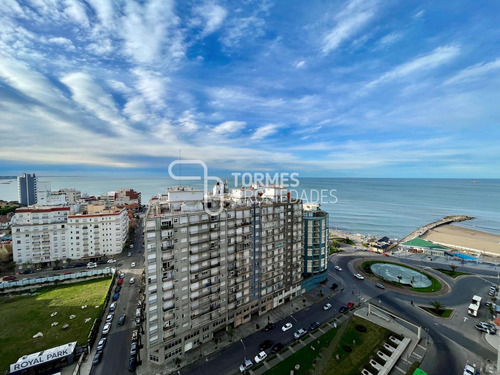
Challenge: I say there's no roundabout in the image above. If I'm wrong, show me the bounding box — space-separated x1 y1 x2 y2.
370 262 432 288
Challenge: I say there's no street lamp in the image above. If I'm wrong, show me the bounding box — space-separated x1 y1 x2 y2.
240 339 247 362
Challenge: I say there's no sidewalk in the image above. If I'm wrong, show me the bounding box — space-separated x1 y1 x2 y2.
137 285 339 375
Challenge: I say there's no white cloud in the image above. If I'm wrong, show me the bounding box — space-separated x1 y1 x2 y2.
414 10 425 19
294 60 306 69
60 72 130 135
120 0 184 64
177 111 198 133
211 120 246 134
374 32 402 49
108 79 132 94
47 37 75 50
196 2 227 37
132 68 168 109
123 96 148 123
364 45 460 91
86 39 113 55
444 58 500 85
251 123 279 140
87 0 117 28
322 0 378 54
220 15 265 48
62 0 89 28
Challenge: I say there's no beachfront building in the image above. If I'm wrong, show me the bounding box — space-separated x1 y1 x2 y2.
98 188 141 208
302 203 329 291
17 173 37 206
12 206 128 266
37 181 67 207
56 188 82 205
144 185 303 365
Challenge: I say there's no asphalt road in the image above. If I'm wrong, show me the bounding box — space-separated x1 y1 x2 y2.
91 220 144 375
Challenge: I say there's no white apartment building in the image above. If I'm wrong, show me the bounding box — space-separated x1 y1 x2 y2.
144 185 303 365
12 207 70 265
12 207 129 265
57 188 82 205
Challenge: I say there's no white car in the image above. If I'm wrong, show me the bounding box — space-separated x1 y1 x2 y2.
282 322 293 331
105 313 114 323
239 359 253 373
323 303 332 311
131 262 136 268
109 302 117 312
254 351 267 363
463 364 475 375
102 323 111 335
354 273 365 280
87 262 97 269
129 277 135 284
107 259 116 263
334 266 342 271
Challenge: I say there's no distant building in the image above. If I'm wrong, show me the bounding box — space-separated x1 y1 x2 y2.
37 181 67 206
302 204 329 291
17 173 37 206
12 205 128 266
56 188 82 205
144 185 303 365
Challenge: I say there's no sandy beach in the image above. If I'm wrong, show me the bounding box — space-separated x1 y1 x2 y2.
421 224 500 256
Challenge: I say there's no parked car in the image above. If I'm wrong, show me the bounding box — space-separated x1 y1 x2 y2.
105 313 114 324
131 330 139 342
97 260 107 265
271 343 283 354
135 317 141 326
135 308 141 318
254 351 267 363
74 262 85 268
334 266 342 271
115 285 121 293
263 322 275 331
339 306 348 313
109 302 117 312
112 292 119 301
102 323 111 335
130 342 137 356
2 275 16 281
282 322 293 331
64 271 74 275
127 252 132 257
129 277 135 284
259 339 273 351
376 283 385 289
107 259 116 263
323 303 332 311
52 266 62 271
118 278 124 285
309 321 320 331
475 324 489 333
118 315 126 325
239 359 253 373
96 337 107 352
131 262 136 268
478 321 497 334
354 273 365 280
64 264 74 269
119 272 125 279
293 328 307 339
128 356 136 372
23 269 34 274
347 302 355 308
485 301 494 307
87 262 97 269
92 351 102 365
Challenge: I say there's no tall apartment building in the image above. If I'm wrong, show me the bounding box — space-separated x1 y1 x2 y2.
17 173 37 206
144 185 303 365
302 204 329 289
12 206 128 266
56 188 82 205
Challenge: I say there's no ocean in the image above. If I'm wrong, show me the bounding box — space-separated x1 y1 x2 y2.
1 177 499 239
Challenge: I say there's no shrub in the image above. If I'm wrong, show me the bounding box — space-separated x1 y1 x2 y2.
342 345 352 353
355 325 367 332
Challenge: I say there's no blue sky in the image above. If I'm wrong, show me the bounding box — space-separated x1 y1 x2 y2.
1 0 500 178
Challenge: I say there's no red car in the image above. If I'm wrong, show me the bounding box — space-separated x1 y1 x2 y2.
117 278 124 285
2 275 16 281
347 302 355 308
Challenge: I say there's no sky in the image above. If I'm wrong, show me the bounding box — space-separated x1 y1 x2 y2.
1 0 500 178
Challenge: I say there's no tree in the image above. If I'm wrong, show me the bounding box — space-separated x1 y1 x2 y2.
397 275 403 285
429 300 445 314
226 325 233 341
331 283 339 290
449 265 458 274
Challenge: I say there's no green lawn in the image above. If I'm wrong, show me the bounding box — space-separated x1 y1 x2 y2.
263 326 338 375
0 277 112 372
323 316 393 375
419 306 453 318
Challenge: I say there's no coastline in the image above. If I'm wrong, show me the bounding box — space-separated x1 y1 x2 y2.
421 224 500 256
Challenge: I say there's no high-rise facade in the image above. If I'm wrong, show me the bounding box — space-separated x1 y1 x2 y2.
17 173 37 206
303 204 329 277
144 185 303 365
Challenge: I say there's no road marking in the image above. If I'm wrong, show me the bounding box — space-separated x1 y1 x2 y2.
412 352 423 359
394 366 406 374
276 353 283 361
290 314 297 322
263 362 271 369
289 345 296 353
417 344 426 350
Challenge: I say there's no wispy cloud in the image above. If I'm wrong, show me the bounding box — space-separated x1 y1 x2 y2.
195 2 227 37
251 124 279 140
322 0 379 54
363 45 460 91
374 32 402 50
212 120 246 134
444 58 500 85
